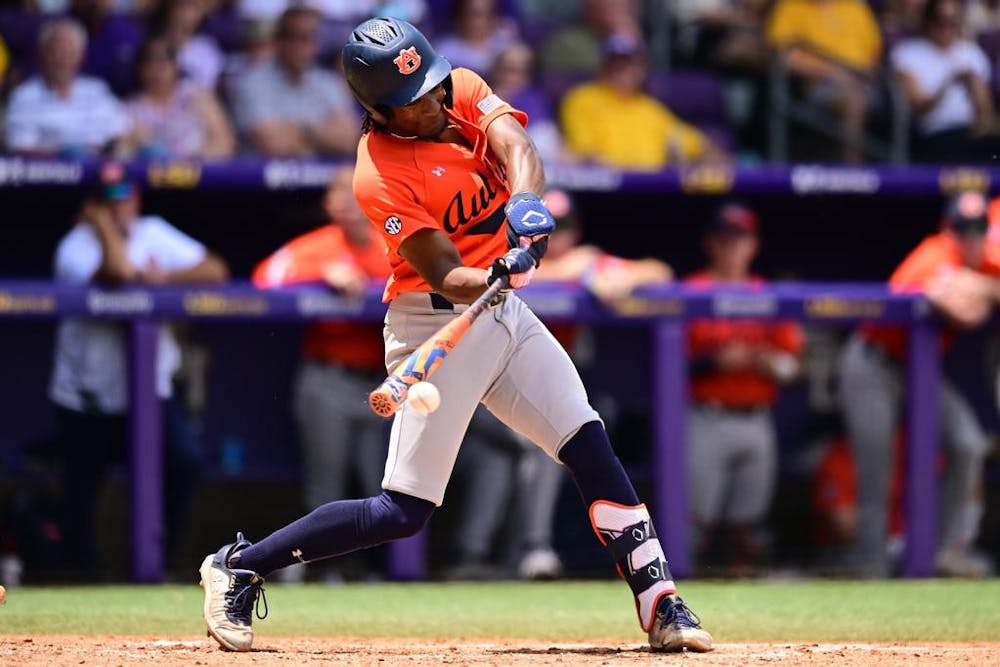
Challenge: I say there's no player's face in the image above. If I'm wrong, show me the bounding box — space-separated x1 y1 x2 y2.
706 233 758 274
324 167 368 237
387 83 450 139
954 230 986 268
109 195 139 235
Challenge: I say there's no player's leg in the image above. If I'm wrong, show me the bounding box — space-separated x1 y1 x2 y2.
936 381 992 576
200 297 512 650
199 489 434 650
687 406 732 572
723 411 777 575
292 360 355 512
482 298 712 652
56 407 120 575
161 397 203 570
447 407 516 579
837 334 900 576
512 443 565 579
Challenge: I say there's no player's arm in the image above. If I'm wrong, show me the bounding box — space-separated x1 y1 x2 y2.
486 113 545 195
156 253 230 285
486 114 555 262
398 228 489 304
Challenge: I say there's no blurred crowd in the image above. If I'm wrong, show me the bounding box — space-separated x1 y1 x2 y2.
4 0 1000 165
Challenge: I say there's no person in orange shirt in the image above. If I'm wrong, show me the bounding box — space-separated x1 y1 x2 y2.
684 203 804 576
199 18 712 653
839 190 1000 577
251 165 391 581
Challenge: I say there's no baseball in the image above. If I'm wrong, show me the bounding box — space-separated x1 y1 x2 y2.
407 381 441 414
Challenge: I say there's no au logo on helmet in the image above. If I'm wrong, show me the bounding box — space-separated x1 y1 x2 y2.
393 46 421 75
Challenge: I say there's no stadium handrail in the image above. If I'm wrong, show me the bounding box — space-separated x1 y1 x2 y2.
0 155 994 195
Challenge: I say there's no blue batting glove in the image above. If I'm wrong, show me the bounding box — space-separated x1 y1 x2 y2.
486 247 537 290
505 192 555 263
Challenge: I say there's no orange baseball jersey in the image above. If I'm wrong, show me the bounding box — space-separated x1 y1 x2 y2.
252 225 391 372
861 231 1000 359
353 67 528 302
685 272 804 408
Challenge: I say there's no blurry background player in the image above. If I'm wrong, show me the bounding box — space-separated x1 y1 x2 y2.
252 165 392 582
49 163 228 577
839 190 1000 578
684 203 804 576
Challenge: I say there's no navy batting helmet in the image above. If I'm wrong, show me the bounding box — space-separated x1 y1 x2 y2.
343 17 452 113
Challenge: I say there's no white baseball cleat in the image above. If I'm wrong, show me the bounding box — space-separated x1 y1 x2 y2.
199 532 266 652
648 595 714 653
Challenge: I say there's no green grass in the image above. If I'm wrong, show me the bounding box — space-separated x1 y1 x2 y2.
1 580 999 642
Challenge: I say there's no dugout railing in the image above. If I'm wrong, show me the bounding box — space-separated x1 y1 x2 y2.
0 280 938 583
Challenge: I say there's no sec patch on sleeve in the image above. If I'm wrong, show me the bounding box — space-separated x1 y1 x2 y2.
384 216 402 235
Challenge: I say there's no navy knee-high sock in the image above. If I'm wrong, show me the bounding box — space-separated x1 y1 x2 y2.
235 490 434 577
558 421 640 508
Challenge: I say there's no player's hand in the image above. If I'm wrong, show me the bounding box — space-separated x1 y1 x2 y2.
321 261 367 298
486 247 536 290
505 192 554 265
81 199 113 227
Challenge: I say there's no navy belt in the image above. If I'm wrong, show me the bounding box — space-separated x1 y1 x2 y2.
429 292 455 311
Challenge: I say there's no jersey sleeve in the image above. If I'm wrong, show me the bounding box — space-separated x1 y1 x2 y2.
770 321 805 355
54 226 102 284
354 152 440 256
888 236 957 292
449 67 528 133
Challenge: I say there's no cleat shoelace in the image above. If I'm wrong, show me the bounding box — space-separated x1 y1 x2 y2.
225 576 268 624
659 598 702 630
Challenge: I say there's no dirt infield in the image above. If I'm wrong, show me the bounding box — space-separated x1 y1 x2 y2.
2 636 998 666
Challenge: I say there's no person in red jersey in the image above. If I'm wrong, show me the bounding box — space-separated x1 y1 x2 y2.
684 203 804 575
839 190 1000 577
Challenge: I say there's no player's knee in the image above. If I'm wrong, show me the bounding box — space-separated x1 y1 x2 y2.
371 490 434 539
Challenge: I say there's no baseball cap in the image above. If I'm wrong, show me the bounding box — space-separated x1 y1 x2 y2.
94 161 136 201
943 190 989 235
708 202 758 236
603 32 645 59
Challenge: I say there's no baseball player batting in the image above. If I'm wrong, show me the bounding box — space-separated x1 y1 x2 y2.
199 17 712 654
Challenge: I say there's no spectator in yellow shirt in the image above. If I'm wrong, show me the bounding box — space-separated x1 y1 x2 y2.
766 0 883 162
560 33 729 171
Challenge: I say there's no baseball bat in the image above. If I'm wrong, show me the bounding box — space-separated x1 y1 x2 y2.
368 276 510 417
